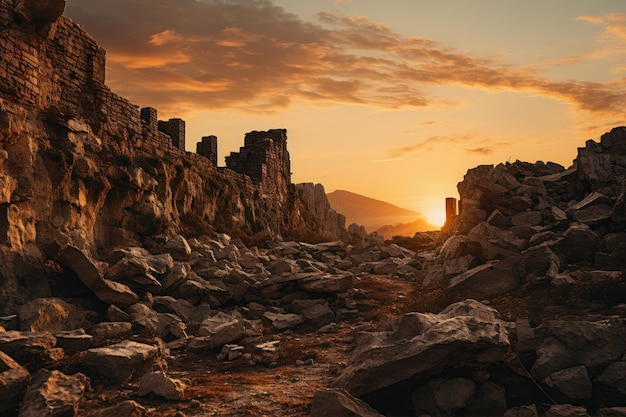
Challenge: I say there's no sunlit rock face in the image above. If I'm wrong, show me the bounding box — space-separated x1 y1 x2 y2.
0 0 345 313
450 127 626 235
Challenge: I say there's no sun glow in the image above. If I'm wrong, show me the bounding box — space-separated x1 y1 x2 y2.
425 210 446 228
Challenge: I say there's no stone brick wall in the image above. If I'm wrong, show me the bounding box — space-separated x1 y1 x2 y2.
0 0 104 115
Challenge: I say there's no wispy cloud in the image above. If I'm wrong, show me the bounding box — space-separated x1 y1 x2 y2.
65 0 626 116
391 135 509 158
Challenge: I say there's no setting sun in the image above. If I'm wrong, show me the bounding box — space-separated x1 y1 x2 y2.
425 210 446 228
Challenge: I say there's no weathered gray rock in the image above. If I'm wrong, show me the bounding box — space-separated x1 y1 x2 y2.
447 246 558 300
532 319 626 379
511 211 542 227
596 361 626 405
0 351 31 415
109 247 174 275
57 246 138 307
53 329 92 354
126 303 159 337
172 275 230 306
217 343 245 361
503 404 539 417
156 313 187 342
262 312 304 331
464 381 507 416
18 369 88 417
87 322 133 347
0 330 62 370
310 388 385 417
105 257 162 294
18 298 93 332
334 300 510 396
543 365 592 403
290 299 335 326
159 262 191 292
88 400 146 417
152 296 195 322
162 234 192 259
83 340 159 384
268 259 301 274
106 304 131 322
412 377 475 416
195 312 245 348
137 370 186 400
557 223 600 264
598 407 626 417
545 404 590 417
299 273 353 293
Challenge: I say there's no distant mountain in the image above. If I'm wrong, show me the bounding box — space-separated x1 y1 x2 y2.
327 190 438 236
376 219 438 238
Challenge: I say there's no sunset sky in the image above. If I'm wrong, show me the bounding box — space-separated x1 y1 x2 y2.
65 0 626 226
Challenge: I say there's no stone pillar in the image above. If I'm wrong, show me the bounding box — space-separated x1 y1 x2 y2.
197 135 218 165
445 197 457 226
140 107 158 133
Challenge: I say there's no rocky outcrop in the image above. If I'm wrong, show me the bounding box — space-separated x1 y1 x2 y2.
418 127 626 307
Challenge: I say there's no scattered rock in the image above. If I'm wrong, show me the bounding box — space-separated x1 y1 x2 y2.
18 369 89 417
310 388 385 417
0 351 31 415
57 246 139 307
88 400 146 417
83 340 159 384
262 312 304 331
137 370 186 400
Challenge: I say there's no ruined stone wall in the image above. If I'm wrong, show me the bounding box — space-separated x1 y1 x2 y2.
197 135 218 165
0 0 345 251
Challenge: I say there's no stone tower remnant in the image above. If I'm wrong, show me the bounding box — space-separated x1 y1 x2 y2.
226 129 291 186
197 135 218 166
445 197 458 227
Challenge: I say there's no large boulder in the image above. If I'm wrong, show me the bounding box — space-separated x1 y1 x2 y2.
0 351 31 415
18 298 93 332
194 312 246 349
334 300 510 397
137 371 186 400
18 369 88 417
411 377 475 416
542 365 593 403
596 361 626 406
57 246 138 307
0 330 62 371
83 340 159 384
310 388 385 417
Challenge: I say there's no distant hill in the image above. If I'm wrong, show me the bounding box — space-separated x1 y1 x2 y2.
326 190 438 236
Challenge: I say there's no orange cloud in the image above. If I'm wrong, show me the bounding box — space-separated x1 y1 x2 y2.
65 1 626 116
391 135 510 158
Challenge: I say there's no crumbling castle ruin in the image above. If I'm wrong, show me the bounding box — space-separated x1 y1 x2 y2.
0 0 300 196
0 0 346 310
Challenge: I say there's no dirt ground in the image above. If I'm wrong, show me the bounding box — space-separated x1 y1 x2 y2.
78 275 415 416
